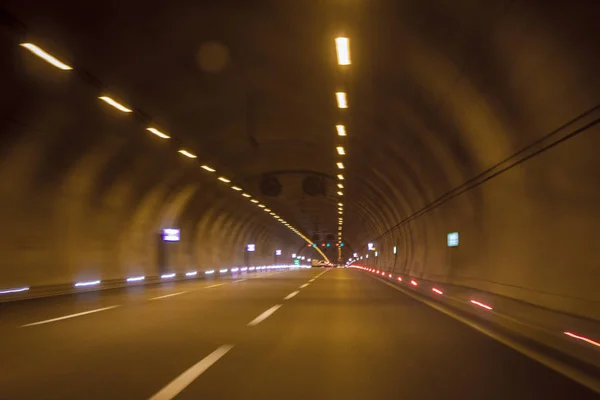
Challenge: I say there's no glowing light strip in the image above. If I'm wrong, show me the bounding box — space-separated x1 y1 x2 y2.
201 165 216 172
147 127 170 139
470 300 493 310
335 37 351 65
205 270 215 275
0 286 30 294
432 288 444 295
336 92 348 108
564 331 600 348
185 271 198 277
126 276 145 282
20 43 72 70
218 177 231 183
336 125 347 136
161 273 176 279
74 280 101 287
410 280 418 286
219 269 228 273
99 96 132 112
178 150 197 158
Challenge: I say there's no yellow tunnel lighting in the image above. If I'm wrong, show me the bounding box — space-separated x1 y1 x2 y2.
20 43 73 70
251 199 259 203
270 212 276 216
242 193 251 198
336 146 346 155
337 174 344 180
338 210 343 214
335 37 351 66
338 202 343 206
146 127 170 139
201 165 216 172
336 92 348 109
336 125 347 137
338 183 344 189
258 204 266 208
218 177 231 183
337 191 344 196
337 162 345 169
231 186 242 191
264 208 271 212
98 96 132 113
178 149 197 158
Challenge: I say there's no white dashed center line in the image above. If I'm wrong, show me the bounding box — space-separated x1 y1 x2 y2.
149 344 234 400
150 291 186 300
284 291 300 300
247 305 282 326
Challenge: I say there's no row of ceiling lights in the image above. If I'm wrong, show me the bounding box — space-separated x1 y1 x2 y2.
19 42 327 258
334 37 351 251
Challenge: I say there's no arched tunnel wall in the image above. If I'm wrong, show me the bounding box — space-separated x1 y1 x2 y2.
347 0 600 321
0 80 300 289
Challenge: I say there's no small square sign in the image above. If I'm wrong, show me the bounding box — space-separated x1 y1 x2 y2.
447 232 459 247
247 244 256 252
162 229 180 242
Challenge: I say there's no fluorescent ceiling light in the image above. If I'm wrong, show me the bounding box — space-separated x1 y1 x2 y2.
337 191 344 196
337 174 344 180
99 96 132 113
231 186 242 191
147 127 170 139
336 125 347 136
336 92 348 108
337 162 345 169
20 43 72 70
178 149 197 158
242 193 251 198
201 165 216 172
218 177 231 183
335 37 351 65
251 199 259 203
258 204 266 208
338 183 344 189
336 147 346 155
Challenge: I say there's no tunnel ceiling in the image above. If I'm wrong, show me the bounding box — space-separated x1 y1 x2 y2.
2 0 600 260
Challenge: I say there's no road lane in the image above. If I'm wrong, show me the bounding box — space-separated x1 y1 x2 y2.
177 268 597 399
0 268 321 399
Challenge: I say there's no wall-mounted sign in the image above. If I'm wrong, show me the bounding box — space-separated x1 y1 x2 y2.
162 229 180 242
368 242 374 250
292 253 297 258
247 244 256 252
393 246 397 254
275 249 282 256
447 232 459 247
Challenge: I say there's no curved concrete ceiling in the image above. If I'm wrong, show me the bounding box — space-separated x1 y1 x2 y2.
1 1 600 317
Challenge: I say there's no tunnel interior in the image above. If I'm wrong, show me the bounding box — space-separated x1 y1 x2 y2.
1 0 600 320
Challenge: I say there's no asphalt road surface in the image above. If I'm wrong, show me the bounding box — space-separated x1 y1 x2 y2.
0 268 597 399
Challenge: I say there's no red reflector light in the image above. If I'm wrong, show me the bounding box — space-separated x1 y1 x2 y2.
470 300 493 310
388 274 392 278
564 331 600 348
397 277 402 282
432 288 443 295
410 280 418 286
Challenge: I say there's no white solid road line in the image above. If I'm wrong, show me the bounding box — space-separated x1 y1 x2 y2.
204 283 226 289
148 344 234 400
21 305 120 327
247 304 282 326
150 291 186 300
299 283 309 289
284 291 300 300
